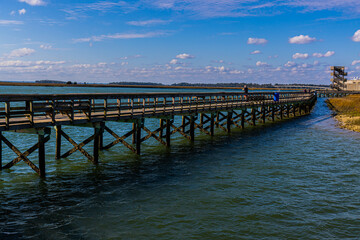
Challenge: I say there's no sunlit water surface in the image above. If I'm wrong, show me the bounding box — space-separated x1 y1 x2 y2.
1 86 359 239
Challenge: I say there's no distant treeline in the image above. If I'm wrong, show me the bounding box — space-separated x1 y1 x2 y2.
35 80 329 89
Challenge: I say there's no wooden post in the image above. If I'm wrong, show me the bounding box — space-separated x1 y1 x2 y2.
200 113 204 125
210 113 215 136
190 115 195 141
293 104 296 117
159 119 164 138
251 108 256 126
216 112 220 127
136 120 142 154
182 116 186 132
262 107 266 123
241 110 245 129
166 119 171 147
287 105 290 118
132 122 136 144
38 132 46 178
227 111 232 133
0 132 2 170
99 122 104 150
55 126 61 160
280 105 283 120
272 106 275 121
93 126 100 164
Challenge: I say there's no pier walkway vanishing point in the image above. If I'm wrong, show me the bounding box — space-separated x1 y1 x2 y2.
0 91 316 177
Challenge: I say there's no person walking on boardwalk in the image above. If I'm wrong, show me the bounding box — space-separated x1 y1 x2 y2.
243 85 249 101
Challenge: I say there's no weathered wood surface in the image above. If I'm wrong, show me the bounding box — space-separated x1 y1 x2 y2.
317 90 360 98
0 91 314 131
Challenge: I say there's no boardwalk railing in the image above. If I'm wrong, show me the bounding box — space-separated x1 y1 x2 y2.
317 90 360 98
0 91 317 177
0 91 313 131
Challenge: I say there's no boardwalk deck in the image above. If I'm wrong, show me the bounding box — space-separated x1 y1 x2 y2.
0 91 317 177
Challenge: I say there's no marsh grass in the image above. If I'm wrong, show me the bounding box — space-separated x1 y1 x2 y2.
327 95 360 131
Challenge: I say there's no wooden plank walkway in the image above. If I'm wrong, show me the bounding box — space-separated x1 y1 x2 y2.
0 91 317 177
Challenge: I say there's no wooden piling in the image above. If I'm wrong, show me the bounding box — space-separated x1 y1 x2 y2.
251 108 256 126
55 126 61 160
210 113 215 136
132 123 136 144
241 110 245 129
38 132 46 177
93 126 100 164
166 119 171 147
190 115 195 141
136 120 142 154
0 132 2 170
227 111 232 133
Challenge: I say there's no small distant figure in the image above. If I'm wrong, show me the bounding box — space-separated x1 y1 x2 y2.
243 85 249 94
304 89 307 93
243 85 249 101
273 92 280 102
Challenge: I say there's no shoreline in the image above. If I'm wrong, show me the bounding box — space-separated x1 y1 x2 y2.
326 95 360 132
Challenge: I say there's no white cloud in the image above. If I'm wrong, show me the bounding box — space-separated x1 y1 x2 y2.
250 50 261 54
19 9 26 15
170 59 178 64
10 11 16 16
176 53 195 59
127 19 171 26
256 61 268 66
0 20 23 25
313 51 335 58
247 37 268 45
74 32 166 43
0 60 64 67
284 61 296 67
6 48 35 58
352 30 360 42
352 60 360 65
289 35 316 44
324 51 335 57
40 44 52 50
292 53 309 59
18 0 46 6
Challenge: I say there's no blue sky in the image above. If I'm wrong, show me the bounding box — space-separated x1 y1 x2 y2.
1 0 360 84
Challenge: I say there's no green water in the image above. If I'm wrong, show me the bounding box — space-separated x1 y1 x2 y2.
1 86 360 239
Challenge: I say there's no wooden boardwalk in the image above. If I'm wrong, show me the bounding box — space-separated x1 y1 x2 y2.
0 91 316 177
317 90 360 98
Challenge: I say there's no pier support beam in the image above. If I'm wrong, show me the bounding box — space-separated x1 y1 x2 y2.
251 108 256 126
55 126 61 160
135 120 142 154
38 132 46 177
0 132 2 170
241 110 245 129
166 119 171 147
190 115 195 141
210 113 215 136
0 128 50 177
227 111 232 133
